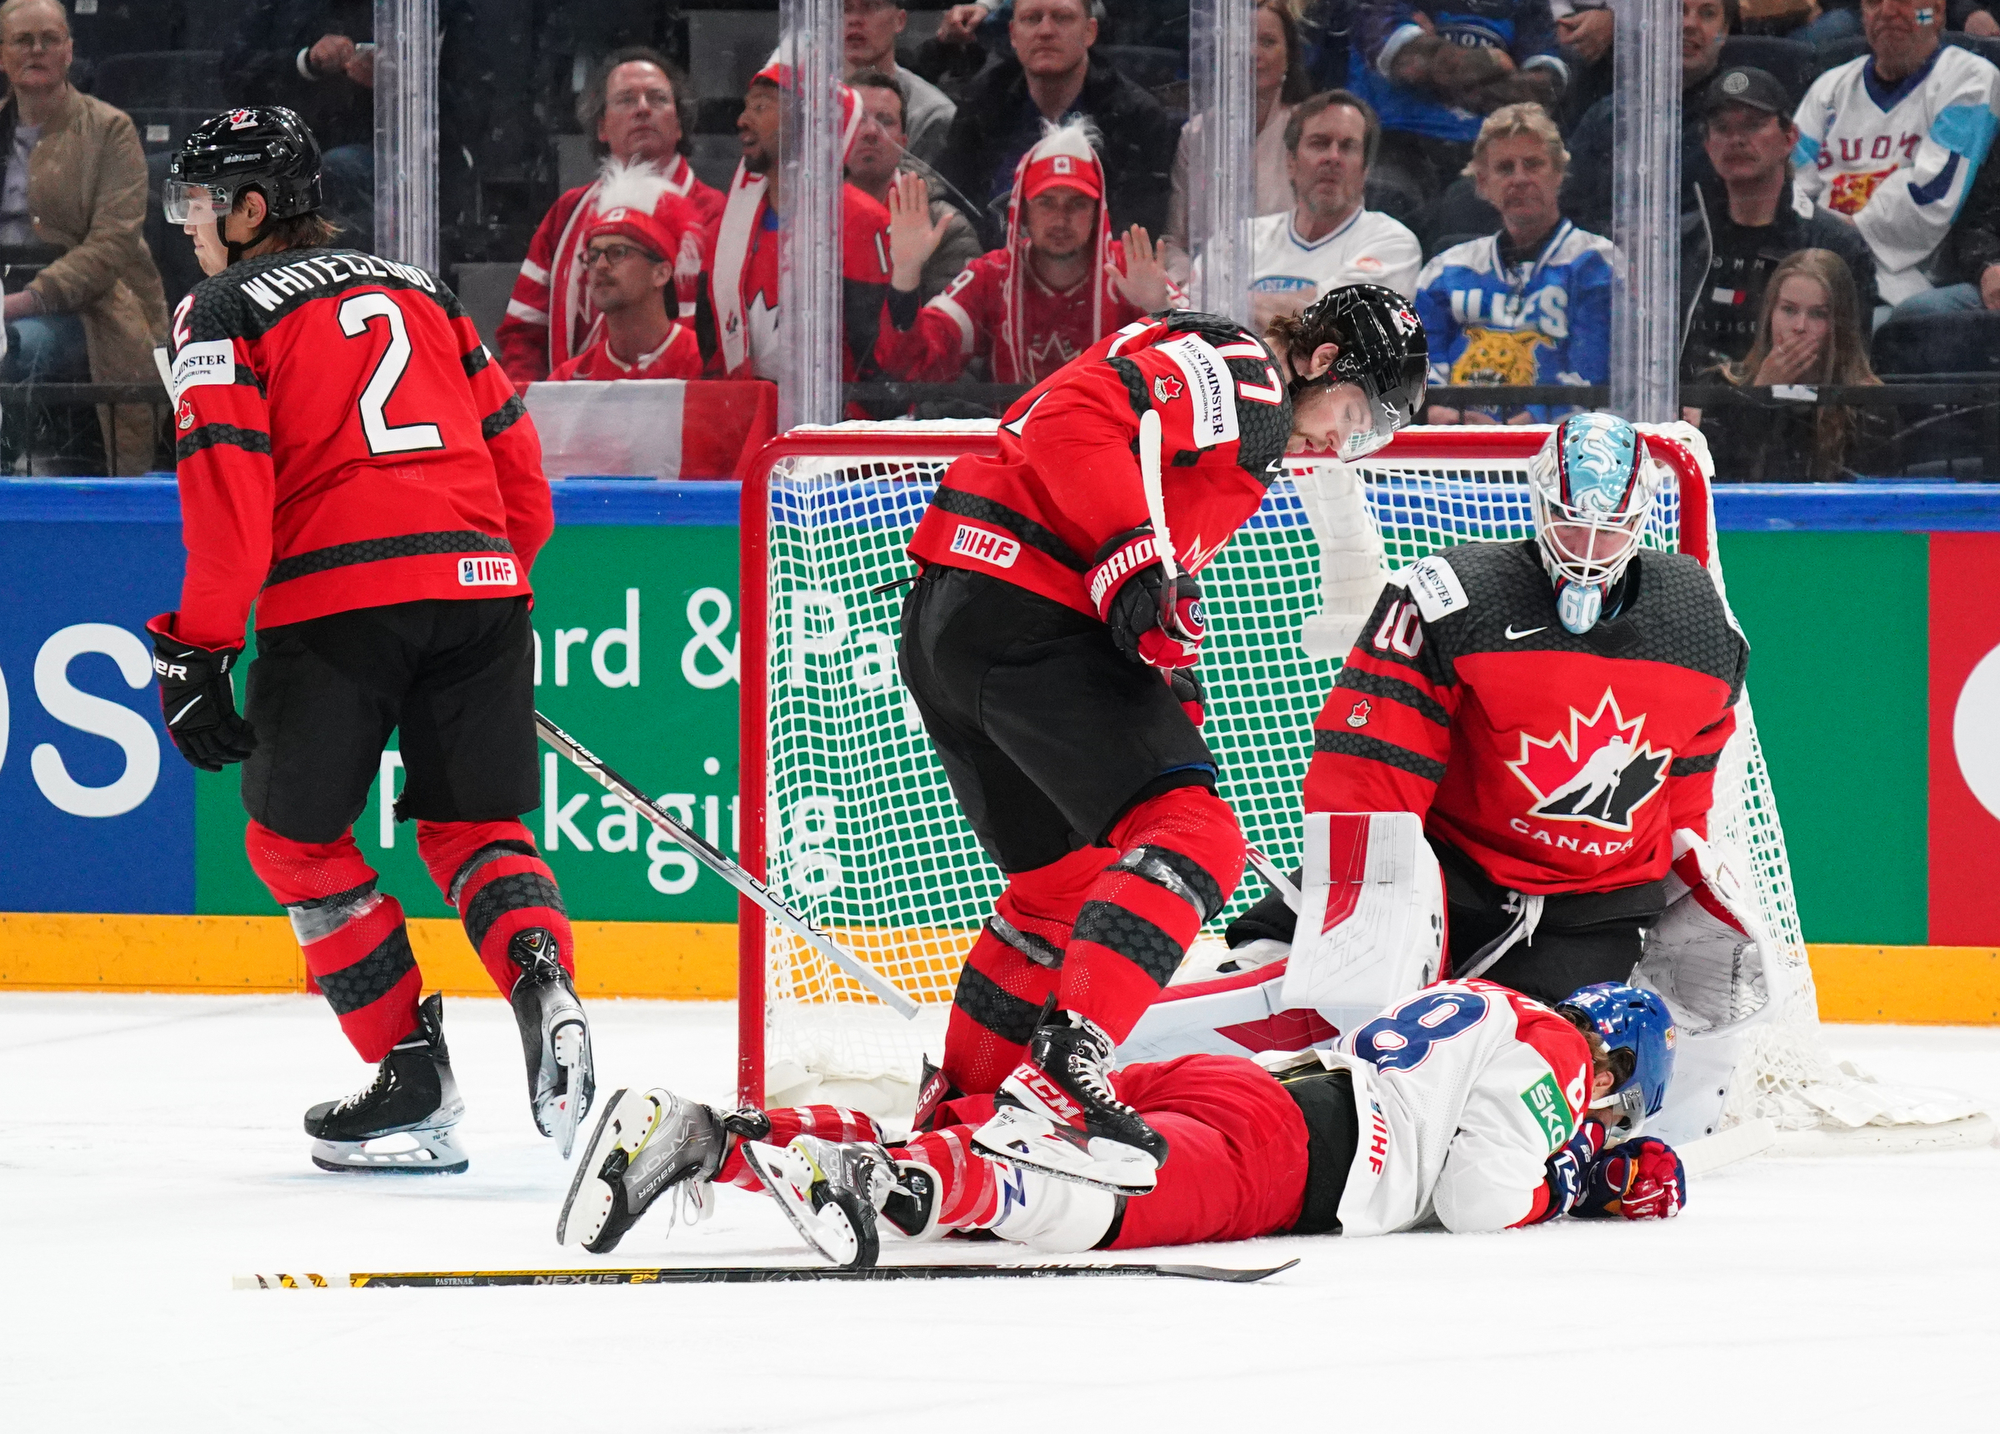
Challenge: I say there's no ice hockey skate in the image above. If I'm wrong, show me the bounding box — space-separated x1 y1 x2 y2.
973 1009 1165 1194
556 1087 740 1253
303 993 466 1174
508 927 594 1157
739 1135 899 1269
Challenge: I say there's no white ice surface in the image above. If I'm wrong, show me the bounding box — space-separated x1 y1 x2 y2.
3 993 1997 1433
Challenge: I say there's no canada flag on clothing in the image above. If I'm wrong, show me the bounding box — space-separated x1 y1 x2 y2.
1505 688 1672 833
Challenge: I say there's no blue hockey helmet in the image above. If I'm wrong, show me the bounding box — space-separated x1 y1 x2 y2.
1558 982 1676 1137
1525 413 1658 635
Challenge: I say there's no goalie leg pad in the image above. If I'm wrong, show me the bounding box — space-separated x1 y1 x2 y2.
942 848 1111 1095
1278 811 1444 1025
246 820 421 1062
1056 786 1246 1045
416 819 572 1000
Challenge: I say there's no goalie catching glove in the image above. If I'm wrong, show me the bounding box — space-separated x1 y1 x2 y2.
1088 528 1205 671
146 613 257 772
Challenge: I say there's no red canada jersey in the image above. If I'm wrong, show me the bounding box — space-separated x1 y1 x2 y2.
906 312 1294 617
548 322 703 381
167 247 552 649
874 240 1150 386
1305 540 1748 894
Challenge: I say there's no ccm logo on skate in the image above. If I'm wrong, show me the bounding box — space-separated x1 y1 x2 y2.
948 523 1021 569
1017 1070 1081 1122
458 556 518 587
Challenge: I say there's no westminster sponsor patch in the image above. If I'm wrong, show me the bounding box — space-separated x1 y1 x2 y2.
170 339 235 399
1405 554 1468 622
1157 333 1239 449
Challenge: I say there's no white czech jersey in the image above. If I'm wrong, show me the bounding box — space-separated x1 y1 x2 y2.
1324 979 1593 1237
1792 45 2000 303
1246 207 1424 304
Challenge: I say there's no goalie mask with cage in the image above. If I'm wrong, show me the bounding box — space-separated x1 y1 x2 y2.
1527 413 1659 635
1559 982 1676 1138
1281 284 1427 461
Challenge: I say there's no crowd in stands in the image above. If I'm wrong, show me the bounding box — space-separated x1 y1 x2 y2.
12 0 2000 479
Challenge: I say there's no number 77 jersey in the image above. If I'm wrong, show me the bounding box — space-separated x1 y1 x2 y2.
166 247 551 649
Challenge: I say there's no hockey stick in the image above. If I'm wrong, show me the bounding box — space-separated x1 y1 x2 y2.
1138 407 1178 632
234 1259 1300 1289
1245 846 1302 914
534 711 920 1019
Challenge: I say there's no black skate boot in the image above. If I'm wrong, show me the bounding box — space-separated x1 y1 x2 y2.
880 1160 942 1241
304 993 467 1174
508 927 594 1157
973 1008 1166 1193
740 1135 897 1270
557 1088 760 1253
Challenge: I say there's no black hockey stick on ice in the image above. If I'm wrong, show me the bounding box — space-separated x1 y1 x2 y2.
534 711 920 1018
234 1259 1300 1289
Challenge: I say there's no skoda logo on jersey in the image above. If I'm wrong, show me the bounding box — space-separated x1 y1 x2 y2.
1153 375 1183 404
1505 688 1671 833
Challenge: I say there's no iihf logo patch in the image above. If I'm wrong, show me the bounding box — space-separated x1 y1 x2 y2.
1505 689 1671 832
1153 375 1183 404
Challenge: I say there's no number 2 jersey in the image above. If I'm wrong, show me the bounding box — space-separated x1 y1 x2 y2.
1317 979 1593 1236
167 247 550 649
1306 537 1748 894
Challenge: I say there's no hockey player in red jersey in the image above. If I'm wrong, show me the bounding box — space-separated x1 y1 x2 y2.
554 980 1686 1261
1231 413 1750 1008
892 285 1426 1191
149 107 592 1174
873 119 1181 386
546 198 703 382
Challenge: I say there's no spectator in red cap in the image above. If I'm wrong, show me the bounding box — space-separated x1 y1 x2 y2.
875 117 1178 386
498 48 716 384
547 199 703 381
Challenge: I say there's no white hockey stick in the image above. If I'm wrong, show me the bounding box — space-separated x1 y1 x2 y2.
1138 407 1176 587
535 712 919 1019
1245 846 1302 914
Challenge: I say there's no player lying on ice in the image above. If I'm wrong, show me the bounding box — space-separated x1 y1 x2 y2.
893 283 1427 1195
1135 412 1768 1146
555 979 1686 1267
147 108 593 1174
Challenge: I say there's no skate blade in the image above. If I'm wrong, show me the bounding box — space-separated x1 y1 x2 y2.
971 1109 1157 1195
552 1021 590 1160
311 1125 468 1176
558 1087 637 1246
740 1141 869 1268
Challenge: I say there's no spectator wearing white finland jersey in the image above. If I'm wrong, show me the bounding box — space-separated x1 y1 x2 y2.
1791 0 2000 305
1234 91 1423 332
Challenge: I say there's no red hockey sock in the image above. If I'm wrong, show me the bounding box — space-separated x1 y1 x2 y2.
245 820 421 1062
892 1125 1002 1230
1056 786 1245 1044
715 1105 885 1191
942 847 1111 1094
416 819 573 999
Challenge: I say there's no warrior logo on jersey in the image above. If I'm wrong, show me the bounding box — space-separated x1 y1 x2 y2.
1505 688 1671 832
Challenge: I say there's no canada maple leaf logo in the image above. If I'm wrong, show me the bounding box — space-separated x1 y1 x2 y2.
1153 375 1184 404
1505 689 1671 833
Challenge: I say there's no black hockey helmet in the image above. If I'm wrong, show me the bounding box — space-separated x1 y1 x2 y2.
165 106 323 232
1280 283 1428 460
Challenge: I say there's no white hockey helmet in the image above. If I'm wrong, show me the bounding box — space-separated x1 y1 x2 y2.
1526 413 1659 634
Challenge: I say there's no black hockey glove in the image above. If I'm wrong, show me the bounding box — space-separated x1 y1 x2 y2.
1087 528 1205 670
146 613 257 772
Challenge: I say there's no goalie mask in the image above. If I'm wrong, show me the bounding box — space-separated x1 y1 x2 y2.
1558 982 1676 1138
1527 413 1658 635
1282 284 1427 461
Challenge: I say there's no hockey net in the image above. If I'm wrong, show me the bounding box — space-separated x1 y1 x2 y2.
738 421 1982 1146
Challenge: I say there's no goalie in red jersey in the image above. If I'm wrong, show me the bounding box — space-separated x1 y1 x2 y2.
892 286 1426 1191
1226 413 1753 1012
147 108 592 1175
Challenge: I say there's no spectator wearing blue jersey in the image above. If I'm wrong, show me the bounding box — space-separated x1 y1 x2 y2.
1347 0 1569 216
1417 104 1614 423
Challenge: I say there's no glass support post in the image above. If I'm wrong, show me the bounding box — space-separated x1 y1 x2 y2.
374 0 439 272
777 0 846 430
1609 0 1681 423
1186 0 1258 323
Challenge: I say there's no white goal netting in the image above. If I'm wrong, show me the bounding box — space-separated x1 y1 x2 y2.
748 422 1984 1146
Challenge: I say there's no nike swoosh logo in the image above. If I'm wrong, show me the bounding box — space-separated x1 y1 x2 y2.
1505 625 1547 641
